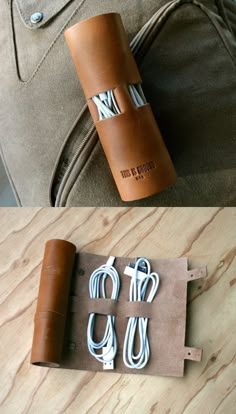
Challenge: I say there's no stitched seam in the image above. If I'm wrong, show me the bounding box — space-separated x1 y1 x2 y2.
48 103 90 206
0 2 22 205
10 1 24 84
63 136 99 207
15 0 29 24
59 130 97 207
7 0 87 204
192 0 236 65
215 0 236 34
12 0 87 84
15 0 75 29
137 0 236 67
0 142 21 206
55 123 95 206
214 0 233 32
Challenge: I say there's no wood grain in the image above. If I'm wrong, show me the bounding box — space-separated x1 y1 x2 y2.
0 207 235 414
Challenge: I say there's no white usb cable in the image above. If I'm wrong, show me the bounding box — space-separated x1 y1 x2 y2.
87 256 120 369
92 84 147 120
128 84 147 107
92 90 121 120
123 258 160 369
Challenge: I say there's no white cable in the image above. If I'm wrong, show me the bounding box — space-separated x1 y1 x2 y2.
123 258 160 369
92 90 121 120
128 84 146 107
87 256 120 367
92 84 147 120
136 84 147 104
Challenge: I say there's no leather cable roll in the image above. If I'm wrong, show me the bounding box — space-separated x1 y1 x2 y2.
30 239 76 367
30 247 206 377
64 13 177 202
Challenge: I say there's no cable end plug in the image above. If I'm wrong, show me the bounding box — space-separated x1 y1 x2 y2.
103 346 114 370
106 256 116 266
124 265 147 281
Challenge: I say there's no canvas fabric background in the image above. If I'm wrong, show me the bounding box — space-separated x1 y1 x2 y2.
0 0 235 206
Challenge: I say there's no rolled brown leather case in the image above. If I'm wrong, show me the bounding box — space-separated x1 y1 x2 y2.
64 13 176 201
31 239 76 367
31 240 207 377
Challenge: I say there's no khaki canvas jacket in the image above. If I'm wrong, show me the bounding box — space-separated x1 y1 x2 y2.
0 0 236 206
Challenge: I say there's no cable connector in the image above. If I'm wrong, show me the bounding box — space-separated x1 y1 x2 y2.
102 345 114 370
99 92 108 102
106 256 116 266
124 265 147 281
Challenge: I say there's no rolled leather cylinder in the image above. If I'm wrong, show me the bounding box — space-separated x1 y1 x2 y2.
64 13 176 202
31 239 76 367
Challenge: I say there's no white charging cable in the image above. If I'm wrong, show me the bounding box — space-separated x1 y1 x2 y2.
92 84 147 120
92 90 121 120
87 256 120 369
128 84 147 107
123 258 160 369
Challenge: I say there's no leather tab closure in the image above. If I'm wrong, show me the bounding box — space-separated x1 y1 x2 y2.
184 347 202 362
187 266 207 281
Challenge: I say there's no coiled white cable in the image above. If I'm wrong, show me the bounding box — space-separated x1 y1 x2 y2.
87 256 120 366
123 258 160 369
92 84 147 120
128 84 147 107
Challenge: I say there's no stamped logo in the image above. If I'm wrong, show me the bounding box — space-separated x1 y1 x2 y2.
120 161 156 181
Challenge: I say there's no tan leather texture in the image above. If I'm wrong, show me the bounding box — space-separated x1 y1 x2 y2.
31 240 207 377
64 13 176 201
30 239 76 367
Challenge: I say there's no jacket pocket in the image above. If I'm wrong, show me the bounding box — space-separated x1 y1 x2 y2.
49 103 97 206
15 0 75 29
10 0 87 82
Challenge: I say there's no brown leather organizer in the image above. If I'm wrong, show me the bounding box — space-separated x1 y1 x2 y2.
31 240 207 377
64 13 176 202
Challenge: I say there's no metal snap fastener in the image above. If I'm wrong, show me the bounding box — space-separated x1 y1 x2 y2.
30 12 43 24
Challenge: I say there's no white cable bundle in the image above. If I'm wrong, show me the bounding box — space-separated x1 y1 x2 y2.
123 258 160 369
92 90 121 120
128 84 147 107
92 84 147 120
87 256 120 367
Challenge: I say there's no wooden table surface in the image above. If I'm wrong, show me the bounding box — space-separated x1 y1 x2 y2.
0 207 235 414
